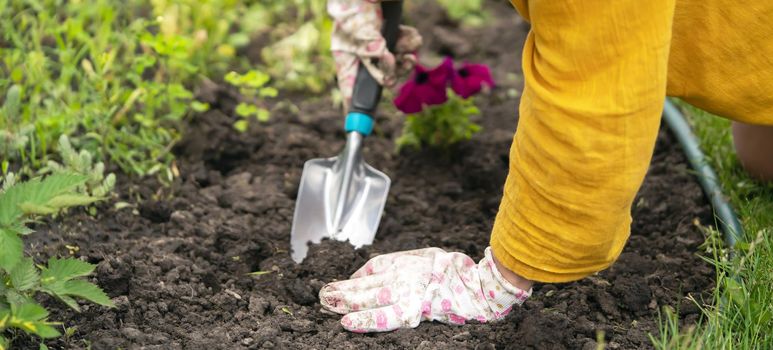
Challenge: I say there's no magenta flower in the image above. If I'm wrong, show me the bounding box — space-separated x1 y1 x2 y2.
393 57 454 114
451 63 495 99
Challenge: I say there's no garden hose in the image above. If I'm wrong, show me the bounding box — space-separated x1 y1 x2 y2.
662 100 744 248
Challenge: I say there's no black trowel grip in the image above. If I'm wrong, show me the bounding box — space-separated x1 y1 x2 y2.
349 1 403 116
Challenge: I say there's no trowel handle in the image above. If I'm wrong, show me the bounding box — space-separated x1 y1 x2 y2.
346 1 403 136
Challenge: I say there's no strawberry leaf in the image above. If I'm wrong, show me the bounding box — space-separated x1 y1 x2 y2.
41 258 95 282
0 228 23 271
61 280 114 308
10 258 40 291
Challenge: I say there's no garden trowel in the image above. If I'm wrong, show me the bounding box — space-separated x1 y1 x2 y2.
291 1 402 263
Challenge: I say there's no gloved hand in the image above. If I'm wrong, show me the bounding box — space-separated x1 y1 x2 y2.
328 0 422 109
319 247 532 332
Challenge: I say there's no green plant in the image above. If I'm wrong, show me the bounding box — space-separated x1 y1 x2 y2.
0 0 271 180
0 173 113 347
396 92 482 151
224 70 277 132
435 0 488 26
39 135 116 199
650 101 773 349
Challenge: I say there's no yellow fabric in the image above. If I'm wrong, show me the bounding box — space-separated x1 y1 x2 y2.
492 0 773 283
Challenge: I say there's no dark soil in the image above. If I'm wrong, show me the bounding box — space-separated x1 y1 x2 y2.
17 1 714 349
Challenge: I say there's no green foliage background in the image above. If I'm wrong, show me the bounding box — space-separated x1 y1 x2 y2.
0 0 333 180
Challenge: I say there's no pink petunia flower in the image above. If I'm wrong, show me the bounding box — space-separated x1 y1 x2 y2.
393 57 454 114
451 62 495 99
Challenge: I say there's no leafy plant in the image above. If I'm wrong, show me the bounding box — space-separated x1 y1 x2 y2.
394 58 492 151
39 135 116 199
396 92 482 151
224 70 277 132
0 0 268 180
0 174 113 347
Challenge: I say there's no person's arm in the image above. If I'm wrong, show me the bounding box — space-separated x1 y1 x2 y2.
492 0 675 282
318 0 676 332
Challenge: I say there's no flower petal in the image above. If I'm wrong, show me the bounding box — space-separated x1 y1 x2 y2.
394 80 424 114
451 63 495 98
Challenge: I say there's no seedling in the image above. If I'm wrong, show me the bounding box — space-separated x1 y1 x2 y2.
224 70 277 132
39 135 116 199
0 173 113 346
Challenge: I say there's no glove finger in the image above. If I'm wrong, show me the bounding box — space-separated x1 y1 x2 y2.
320 284 397 314
340 304 411 333
322 270 393 293
376 51 397 87
350 247 443 278
395 25 423 54
395 53 417 76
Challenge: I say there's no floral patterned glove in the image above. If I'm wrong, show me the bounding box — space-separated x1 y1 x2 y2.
319 247 532 332
328 0 422 108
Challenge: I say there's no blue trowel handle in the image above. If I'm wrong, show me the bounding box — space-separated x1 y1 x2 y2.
346 1 403 136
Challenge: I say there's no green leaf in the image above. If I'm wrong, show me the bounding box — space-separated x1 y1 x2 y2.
724 278 746 306
0 335 8 350
235 103 258 118
56 295 80 312
0 308 9 328
233 120 249 133
18 203 58 215
12 302 48 321
40 343 49 350
42 258 95 282
46 194 99 208
3 85 21 118
241 70 270 89
4 289 33 305
10 258 40 291
61 280 114 307
9 222 35 236
255 108 270 122
259 87 278 98
22 174 89 206
224 71 241 86
38 258 113 310
191 101 210 113
0 228 23 271
0 173 87 225
8 302 61 338
225 70 270 89
34 324 61 339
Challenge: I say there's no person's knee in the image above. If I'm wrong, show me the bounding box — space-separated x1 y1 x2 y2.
732 122 773 182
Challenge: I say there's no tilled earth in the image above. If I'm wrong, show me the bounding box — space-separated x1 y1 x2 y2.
19 1 714 349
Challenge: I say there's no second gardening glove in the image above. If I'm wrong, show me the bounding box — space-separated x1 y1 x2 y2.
319 247 532 332
328 0 422 109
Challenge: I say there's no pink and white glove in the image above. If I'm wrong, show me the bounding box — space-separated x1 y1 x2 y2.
328 0 422 108
319 247 532 332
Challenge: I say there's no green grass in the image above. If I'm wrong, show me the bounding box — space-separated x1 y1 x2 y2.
1 0 332 181
652 101 773 349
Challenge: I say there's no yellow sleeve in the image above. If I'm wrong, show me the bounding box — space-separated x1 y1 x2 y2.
492 0 676 283
667 0 773 125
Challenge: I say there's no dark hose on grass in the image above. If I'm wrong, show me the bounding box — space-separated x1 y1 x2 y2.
662 100 744 247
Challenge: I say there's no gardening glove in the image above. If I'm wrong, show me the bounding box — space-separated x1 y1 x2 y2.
319 247 531 332
328 0 423 109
